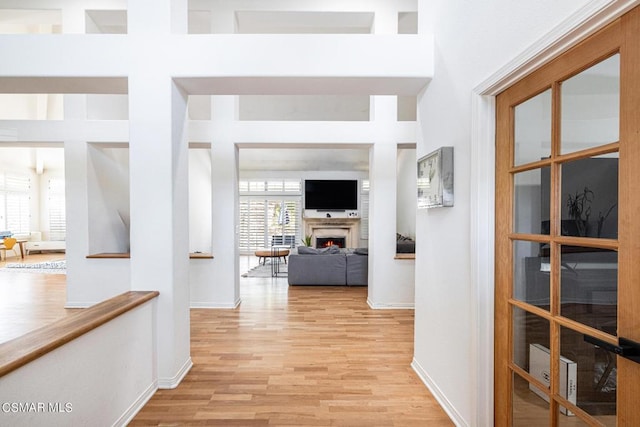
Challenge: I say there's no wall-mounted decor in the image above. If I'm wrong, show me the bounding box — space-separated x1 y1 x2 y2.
417 146 454 209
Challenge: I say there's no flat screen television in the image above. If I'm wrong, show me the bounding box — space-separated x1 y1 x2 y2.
304 180 358 211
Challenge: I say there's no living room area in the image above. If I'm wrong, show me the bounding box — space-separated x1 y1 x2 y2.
1 98 418 310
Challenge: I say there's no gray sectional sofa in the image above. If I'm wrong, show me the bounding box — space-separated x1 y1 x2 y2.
287 246 368 286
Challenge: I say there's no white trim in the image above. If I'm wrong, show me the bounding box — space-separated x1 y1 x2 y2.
158 357 193 389
190 298 241 309
475 0 640 95
367 299 414 309
112 381 158 427
469 1 640 425
469 94 496 427
412 358 467 427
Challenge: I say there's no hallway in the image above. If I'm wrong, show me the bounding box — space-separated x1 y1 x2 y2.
131 278 452 426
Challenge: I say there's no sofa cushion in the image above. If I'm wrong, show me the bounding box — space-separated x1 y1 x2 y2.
346 254 368 286
396 234 415 253
288 253 347 285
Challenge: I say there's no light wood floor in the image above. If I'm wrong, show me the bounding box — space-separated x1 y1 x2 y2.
0 253 73 343
1 255 453 426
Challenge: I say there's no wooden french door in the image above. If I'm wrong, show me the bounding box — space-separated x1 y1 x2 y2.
495 7 640 426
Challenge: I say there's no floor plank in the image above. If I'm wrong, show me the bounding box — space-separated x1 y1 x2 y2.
1 255 453 426
0 253 72 343
132 279 453 426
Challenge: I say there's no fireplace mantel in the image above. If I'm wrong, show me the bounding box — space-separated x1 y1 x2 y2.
303 217 360 248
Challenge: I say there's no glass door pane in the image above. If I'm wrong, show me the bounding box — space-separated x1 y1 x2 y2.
515 89 552 166
561 54 620 155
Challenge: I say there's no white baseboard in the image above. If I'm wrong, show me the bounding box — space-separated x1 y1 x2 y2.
158 357 193 389
112 380 158 427
366 299 414 309
412 358 468 427
190 298 241 309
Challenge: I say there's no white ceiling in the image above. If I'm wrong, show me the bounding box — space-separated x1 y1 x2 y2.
235 11 374 34
239 147 370 171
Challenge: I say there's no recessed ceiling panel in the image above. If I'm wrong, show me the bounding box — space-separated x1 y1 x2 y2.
235 11 374 34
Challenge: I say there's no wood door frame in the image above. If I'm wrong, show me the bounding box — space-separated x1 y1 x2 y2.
470 1 640 425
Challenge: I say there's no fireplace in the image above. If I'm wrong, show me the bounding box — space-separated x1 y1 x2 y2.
316 237 346 248
304 217 360 249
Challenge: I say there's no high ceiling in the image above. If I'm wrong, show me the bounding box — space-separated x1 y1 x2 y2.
239 147 370 172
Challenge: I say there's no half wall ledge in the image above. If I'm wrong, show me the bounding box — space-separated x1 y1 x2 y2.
0 290 159 377
85 253 214 259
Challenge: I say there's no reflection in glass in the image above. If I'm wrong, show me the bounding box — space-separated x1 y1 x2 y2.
560 327 616 427
561 54 620 154
560 247 617 334
515 89 552 166
558 413 590 427
560 155 618 239
514 167 550 235
513 373 550 426
513 306 549 373
513 240 550 308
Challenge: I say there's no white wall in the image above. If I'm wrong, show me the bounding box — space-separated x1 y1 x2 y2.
413 0 591 425
238 95 370 121
188 148 212 253
86 144 129 254
396 147 416 239
0 299 157 426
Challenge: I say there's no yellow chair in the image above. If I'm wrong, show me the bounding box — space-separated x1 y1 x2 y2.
0 237 19 261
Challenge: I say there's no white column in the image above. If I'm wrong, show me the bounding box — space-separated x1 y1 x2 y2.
61 3 85 34
368 140 398 306
211 95 239 306
64 140 90 303
373 4 399 34
126 0 191 388
172 0 189 34
368 96 415 308
128 72 191 387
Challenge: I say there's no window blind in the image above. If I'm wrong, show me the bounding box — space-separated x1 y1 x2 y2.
48 178 66 241
238 180 302 253
0 173 31 234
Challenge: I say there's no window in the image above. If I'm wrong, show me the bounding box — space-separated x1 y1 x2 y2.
238 180 302 253
0 173 31 234
48 178 65 241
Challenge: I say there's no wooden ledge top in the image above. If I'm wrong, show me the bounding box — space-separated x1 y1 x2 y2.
86 252 130 258
0 291 159 378
190 252 214 259
86 253 214 259
394 253 415 260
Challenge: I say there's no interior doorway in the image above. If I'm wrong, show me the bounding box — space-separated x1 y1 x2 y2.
495 7 640 425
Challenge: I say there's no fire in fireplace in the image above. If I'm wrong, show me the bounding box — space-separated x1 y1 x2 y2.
316 237 346 248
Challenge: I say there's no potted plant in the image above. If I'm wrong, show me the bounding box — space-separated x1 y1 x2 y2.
301 235 312 246
566 187 593 237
